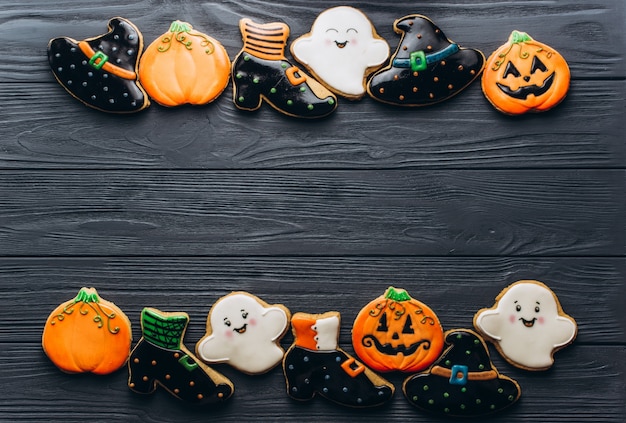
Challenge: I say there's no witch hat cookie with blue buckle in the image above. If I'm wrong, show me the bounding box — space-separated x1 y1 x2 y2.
48 17 150 113
403 329 520 417
367 15 484 106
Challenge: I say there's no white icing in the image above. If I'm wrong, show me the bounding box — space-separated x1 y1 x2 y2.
291 6 389 97
475 281 577 369
311 315 340 350
196 293 288 374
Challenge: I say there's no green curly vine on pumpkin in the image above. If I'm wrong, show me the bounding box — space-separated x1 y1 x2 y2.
50 287 121 335
157 20 215 55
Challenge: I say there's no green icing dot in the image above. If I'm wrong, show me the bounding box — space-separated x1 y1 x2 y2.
444 408 450 413
281 62 288 69
445 360 451 366
498 388 504 394
476 399 482 405
443 392 450 398
508 395 515 401
300 87 306 92
307 104 314 110
461 387 467 393
456 334 462 339
460 404 466 410
253 77 259 84
478 364 485 370
244 55 250 61
465 350 471 355
428 399 434 405
287 100 293 106
490 404 496 410
238 96 245 103
236 73 243 79
328 99 335 105
423 385 429 391
412 395 418 401
474 339 480 345
270 87 277 94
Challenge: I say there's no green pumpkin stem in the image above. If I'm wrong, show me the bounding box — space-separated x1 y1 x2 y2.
73 287 100 304
169 20 192 34
509 30 533 44
384 286 412 302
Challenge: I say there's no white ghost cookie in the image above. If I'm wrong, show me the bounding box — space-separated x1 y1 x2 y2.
473 280 577 371
290 6 389 99
196 292 291 374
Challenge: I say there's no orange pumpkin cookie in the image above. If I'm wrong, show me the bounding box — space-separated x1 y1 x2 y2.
352 286 444 373
42 287 132 375
139 20 230 106
482 31 570 115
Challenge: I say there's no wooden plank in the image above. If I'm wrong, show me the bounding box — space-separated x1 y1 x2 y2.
1 80 624 169
1 0 624 82
0 170 623 256
0 257 623 344
0 345 622 422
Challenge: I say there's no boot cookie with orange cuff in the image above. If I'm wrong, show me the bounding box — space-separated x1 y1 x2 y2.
232 18 338 118
282 311 394 407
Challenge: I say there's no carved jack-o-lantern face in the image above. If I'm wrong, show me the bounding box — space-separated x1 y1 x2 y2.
482 31 570 115
352 287 444 372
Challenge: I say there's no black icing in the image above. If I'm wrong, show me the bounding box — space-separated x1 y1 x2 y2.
47 17 149 113
283 346 393 407
128 339 233 404
367 15 484 106
232 53 337 118
403 329 521 417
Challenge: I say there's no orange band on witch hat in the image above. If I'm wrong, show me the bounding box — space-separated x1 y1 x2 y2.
78 41 137 80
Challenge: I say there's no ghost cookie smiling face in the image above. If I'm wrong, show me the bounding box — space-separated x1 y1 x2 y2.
196 292 291 374
291 6 389 99
473 280 577 371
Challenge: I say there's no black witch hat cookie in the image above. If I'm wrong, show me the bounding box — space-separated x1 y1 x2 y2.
367 15 485 106
403 329 521 417
48 17 150 113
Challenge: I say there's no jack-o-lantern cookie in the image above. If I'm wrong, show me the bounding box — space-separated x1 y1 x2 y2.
403 329 521 417
290 6 389 99
139 21 231 106
482 31 570 115
283 311 394 407
196 292 290 374
48 17 150 113
473 280 577 371
351 287 444 373
232 18 338 118
128 307 234 404
367 15 484 106
42 287 132 375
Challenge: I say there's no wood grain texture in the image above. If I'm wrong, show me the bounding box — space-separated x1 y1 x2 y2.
0 0 624 421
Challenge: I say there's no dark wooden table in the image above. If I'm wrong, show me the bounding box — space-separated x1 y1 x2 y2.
1 1 624 421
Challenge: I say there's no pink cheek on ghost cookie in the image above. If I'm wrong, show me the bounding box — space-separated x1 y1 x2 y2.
324 39 332 47
224 330 234 339
538 316 545 324
509 314 516 324
350 38 358 46
249 318 257 326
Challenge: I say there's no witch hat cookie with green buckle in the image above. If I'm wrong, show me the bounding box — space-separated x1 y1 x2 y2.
128 307 234 404
403 329 521 417
48 17 150 113
367 15 484 106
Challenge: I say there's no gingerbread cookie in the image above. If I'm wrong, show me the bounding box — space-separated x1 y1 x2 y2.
367 15 484 106
138 20 230 106
42 287 132 375
290 6 389 99
128 307 234 404
473 280 577 371
283 311 394 407
196 292 290 374
232 18 338 118
403 329 521 417
482 31 570 115
351 286 444 373
48 17 149 113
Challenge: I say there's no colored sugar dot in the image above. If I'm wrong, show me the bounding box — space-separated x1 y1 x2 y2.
307 104 314 111
357 398 362 404
324 374 330 380
423 385 429 391
465 350 471 355
328 99 335 105
270 88 277 94
244 55 250 61
445 360 451 366
281 63 288 69
378 391 385 396
460 404 466 410
57 67 63 72
129 35 135 40
444 408 450 413
323 387 328 393
342 387 348 393
479 364 485 370
508 395 515 401
443 392 450 398
287 100 293 106
428 399 434 405
292 387 298 392
236 73 242 79
253 77 259 84
127 49 134 55
304 378 310 384
303 356 309 362
474 339 480 345
238 96 245 103
412 396 418 401
461 387 467 393
476 399 482 405
498 388 504 394
288 364 294 370
490 404 496 410
300 87 306 92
